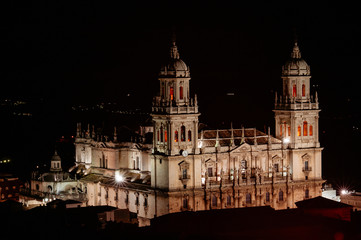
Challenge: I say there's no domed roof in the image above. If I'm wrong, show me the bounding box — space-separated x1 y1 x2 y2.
282 42 310 76
51 151 61 162
159 41 190 78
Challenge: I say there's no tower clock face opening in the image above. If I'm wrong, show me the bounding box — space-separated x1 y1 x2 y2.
180 150 188 157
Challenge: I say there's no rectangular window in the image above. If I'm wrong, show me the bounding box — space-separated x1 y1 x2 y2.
274 163 279 172
227 195 232 206
182 169 188 179
304 161 309 171
183 198 188 208
170 87 174 101
174 130 178 142
180 86 183 100
208 167 213 177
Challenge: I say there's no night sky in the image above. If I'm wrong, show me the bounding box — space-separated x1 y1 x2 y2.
1 1 360 190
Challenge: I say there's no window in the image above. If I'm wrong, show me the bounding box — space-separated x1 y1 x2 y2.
181 126 186 141
304 160 309 171
157 130 160 142
170 87 174 100
188 130 192 141
136 156 140 170
208 167 213 177
288 126 291 136
144 197 148 207
297 126 301 136
303 121 308 136
279 191 284 201
227 195 232 206
280 123 283 137
212 195 217 207
183 198 188 209
160 126 164 142
174 130 178 142
241 160 247 171
135 196 139 206
164 130 168 142
309 125 313 136
302 84 306 96
180 86 183 100
274 163 279 172
162 85 165 98
293 85 297 97
283 122 287 136
305 189 309 199
182 169 188 179
246 193 251 204
266 192 270 202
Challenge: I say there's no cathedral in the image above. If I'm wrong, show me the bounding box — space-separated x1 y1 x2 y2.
74 37 324 226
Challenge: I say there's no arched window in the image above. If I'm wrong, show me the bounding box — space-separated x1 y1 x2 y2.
188 130 192 141
157 129 160 142
170 87 174 101
179 86 183 100
246 193 251 204
279 190 284 201
181 126 186 141
174 130 178 142
162 84 165 98
303 121 308 136
164 130 168 142
293 85 297 97
160 126 164 142
297 126 301 136
309 125 313 136
302 84 306 96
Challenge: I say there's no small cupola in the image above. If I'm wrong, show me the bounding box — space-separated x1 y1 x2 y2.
50 150 62 172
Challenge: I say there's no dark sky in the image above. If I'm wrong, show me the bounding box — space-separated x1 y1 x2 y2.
1 1 361 187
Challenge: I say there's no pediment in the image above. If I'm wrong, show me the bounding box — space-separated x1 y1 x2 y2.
302 153 311 161
230 142 251 153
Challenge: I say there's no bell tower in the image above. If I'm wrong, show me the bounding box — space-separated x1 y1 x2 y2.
151 36 201 192
274 40 322 182
151 37 200 157
274 41 320 149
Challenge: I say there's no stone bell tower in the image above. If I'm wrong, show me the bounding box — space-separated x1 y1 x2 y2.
274 41 320 149
273 40 322 182
150 36 201 192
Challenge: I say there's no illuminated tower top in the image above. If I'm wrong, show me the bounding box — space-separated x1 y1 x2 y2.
152 36 198 114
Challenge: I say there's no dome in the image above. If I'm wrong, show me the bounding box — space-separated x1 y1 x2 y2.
282 42 310 76
159 41 190 78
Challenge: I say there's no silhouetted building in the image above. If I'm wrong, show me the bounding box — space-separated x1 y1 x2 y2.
296 196 353 221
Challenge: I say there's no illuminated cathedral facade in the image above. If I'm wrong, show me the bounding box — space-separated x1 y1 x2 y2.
74 37 324 226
